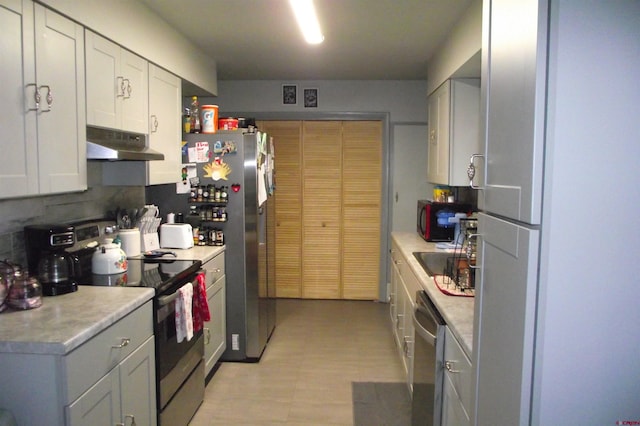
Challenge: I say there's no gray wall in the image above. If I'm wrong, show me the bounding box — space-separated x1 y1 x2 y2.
208 80 427 123
193 79 428 301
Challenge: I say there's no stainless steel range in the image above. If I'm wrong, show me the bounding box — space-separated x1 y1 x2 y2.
66 220 205 426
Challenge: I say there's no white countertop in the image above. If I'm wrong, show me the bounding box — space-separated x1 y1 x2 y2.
392 232 475 357
0 286 154 355
0 246 224 357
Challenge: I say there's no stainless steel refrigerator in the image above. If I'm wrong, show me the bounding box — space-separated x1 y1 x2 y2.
183 129 276 362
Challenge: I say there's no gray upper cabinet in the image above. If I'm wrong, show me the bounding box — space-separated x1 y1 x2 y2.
147 64 182 185
85 30 149 134
480 0 546 225
427 79 480 186
0 0 86 199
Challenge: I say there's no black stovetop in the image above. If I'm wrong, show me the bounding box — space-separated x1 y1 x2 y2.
83 258 201 294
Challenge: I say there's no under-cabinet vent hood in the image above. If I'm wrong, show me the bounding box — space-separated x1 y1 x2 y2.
86 126 164 161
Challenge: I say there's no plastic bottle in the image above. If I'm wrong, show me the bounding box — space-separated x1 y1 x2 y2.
190 96 201 133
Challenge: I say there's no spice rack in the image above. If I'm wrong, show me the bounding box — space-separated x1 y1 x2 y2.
187 184 229 246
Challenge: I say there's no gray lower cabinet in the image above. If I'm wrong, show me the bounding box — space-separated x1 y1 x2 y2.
0 301 155 425
202 252 227 377
389 241 418 394
442 327 472 426
67 336 156 426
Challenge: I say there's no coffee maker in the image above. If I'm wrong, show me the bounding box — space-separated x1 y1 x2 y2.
24 224 79 296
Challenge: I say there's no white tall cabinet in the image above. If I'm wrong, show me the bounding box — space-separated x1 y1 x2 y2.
0 0 86 199
473 1 640 425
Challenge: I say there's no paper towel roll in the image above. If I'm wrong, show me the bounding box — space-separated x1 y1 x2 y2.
119 228 141 257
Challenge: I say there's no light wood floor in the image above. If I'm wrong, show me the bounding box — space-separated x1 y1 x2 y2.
189 298 405 425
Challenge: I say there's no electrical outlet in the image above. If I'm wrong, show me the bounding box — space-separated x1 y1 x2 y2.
232 333 239 350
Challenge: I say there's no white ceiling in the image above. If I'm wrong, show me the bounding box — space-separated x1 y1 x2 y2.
139 0 475 81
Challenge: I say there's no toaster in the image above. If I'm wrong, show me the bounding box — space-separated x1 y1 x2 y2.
159 223 194 249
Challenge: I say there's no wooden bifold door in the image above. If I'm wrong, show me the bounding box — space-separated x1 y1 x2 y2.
258 120 382 300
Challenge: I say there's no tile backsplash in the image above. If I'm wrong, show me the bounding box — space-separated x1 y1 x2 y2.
0 183 144 269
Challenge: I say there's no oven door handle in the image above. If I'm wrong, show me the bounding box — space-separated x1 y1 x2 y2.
158 284 192 307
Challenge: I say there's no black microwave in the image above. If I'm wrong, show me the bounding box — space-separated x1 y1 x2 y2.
417 200 471 242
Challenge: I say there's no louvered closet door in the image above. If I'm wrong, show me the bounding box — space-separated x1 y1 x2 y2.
258 121 303 298
302 121 343 299
342 121 382 300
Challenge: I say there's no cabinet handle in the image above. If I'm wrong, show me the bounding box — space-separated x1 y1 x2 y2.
40 85 53 111
112 338 131 349
445 360 460 373
394 259 402 265
205 328 211 345
116 76 125 97
150 115 159 133
125 414 136 426
27 83 40 111
468 154 485 190
212 268 221 273
123 79 132 99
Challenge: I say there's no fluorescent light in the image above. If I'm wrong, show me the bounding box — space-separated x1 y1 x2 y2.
289 0 324 44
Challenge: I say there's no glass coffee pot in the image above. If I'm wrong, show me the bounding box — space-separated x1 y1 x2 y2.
37 251 79 296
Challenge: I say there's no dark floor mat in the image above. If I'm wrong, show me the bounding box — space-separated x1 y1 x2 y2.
352 382 411 426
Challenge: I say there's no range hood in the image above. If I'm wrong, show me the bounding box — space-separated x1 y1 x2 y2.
86 126 164 161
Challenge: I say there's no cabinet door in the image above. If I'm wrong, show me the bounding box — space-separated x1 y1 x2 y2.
302 121 342 299
0 0 38 198
474 212 539 425
120 336 157 426
427 81 450 185
147 64 181 185
390 250 403 350
120 49 148 134
34 3 86 194
85 30 120 130
482 0 547 224
67 368 121 426
341 121 382 300
442 373 470 426
204 276 226 376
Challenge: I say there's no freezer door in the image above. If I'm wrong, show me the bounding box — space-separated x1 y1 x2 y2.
473 212 539 426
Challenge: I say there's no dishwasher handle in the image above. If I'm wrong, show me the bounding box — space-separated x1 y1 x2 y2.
413 306 437 346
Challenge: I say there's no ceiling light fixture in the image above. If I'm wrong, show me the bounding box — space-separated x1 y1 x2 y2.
289 0 324 44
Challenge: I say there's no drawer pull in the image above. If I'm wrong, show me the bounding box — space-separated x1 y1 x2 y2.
445 360 460 373
112 338 131 349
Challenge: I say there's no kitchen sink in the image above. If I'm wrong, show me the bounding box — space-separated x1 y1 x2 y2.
412 251 453 277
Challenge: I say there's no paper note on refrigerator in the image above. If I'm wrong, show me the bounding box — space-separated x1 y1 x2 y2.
188 142 210 163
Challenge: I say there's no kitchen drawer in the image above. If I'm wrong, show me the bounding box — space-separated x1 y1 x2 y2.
63 301 153 403
444 326 473 414
203 252 225 287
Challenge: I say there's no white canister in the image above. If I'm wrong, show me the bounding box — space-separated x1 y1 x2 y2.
119 228 141 257
201 105 218 133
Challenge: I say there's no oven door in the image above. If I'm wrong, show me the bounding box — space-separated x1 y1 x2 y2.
155 279 204 410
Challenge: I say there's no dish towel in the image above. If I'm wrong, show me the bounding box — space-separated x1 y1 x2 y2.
175 282 194 342
192 272 211 333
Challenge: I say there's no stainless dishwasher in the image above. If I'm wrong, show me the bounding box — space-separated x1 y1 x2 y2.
411 290 446 426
